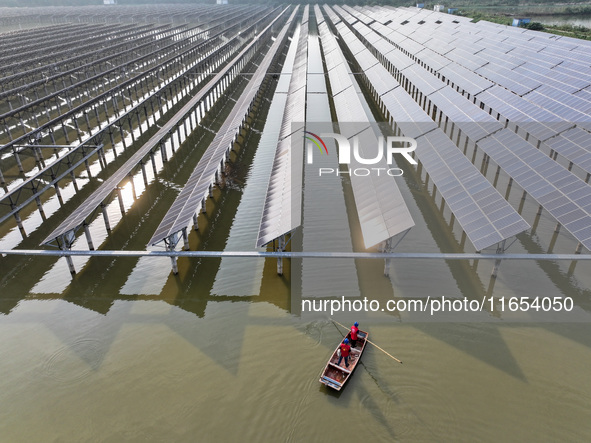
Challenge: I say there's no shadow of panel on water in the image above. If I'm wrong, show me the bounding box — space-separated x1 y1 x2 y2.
412 323 527 382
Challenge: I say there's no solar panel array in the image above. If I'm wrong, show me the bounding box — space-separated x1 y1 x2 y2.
329 6 532 251
148 8 298 247
42 8 290 247
36 4 591 256
416 130 531 248
419 3 588 116
478 130 591 250
318 10 415 249
329 5 591 251
475 85 572 143
256 6 309 248
427 86 503 142
545 128 591 177
387 90 530 250
348 5 591 135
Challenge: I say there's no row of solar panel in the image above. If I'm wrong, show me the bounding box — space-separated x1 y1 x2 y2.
354 6 591 134
329 8 530 251
332 5 591 251
148 8 298 248
351 9 588 89
318 12 416 248
340 6 591 172
256 5 309 248
41 11 272 246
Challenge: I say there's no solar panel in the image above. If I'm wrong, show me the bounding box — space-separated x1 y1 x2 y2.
478 129 591 250
414 47 453 72
427 40 456 57
446 47 489 72
408 29 434 45
342 35 367 56
369 21 394 37
324 8 531 250
503 39 549 55
415 130 530 250
339 5 591 140
354 49 379 71
382 87 437 138
382 47 415 71
324 4 343 22
364 64 398 96
437 63 494 97
396 37 426 56
324 49 345 71
352 21 373 37
364 29 384 46
478 42 520 58
574 87 591 103
544 128 591 176
428 86 503 141
314 4 325 25
475 85 572 141
380 88 529 249
400 64 445 96
569 60 591 78
530 85 591 113
368 37 393 58
540 44 591 65
550 64 591 88
475 64 541 96
522 89 591 130
512 65 586 94
379 27 405 44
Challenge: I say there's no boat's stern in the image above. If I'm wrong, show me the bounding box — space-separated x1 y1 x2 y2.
319 375 343 391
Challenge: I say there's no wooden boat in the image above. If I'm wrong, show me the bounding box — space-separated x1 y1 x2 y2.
319 329 368 391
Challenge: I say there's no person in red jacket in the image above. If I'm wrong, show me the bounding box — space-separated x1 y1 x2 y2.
338 338 351 368
350 322 359 348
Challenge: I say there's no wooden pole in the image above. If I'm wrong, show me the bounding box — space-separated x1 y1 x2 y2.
332 319 403 364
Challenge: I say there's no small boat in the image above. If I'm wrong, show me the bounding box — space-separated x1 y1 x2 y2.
319 329 368 391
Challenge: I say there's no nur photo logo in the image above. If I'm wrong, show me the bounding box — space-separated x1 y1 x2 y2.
304 130 417 177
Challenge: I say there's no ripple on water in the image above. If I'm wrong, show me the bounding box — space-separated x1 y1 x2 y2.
302 321 327 348
357 392 401 442
43 338 106 385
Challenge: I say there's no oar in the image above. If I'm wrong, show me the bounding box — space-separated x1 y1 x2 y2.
331 319 403 365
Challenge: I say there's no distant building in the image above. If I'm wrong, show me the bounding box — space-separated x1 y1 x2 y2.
512 18 531 27
448 8 458 14
434 4 445 12
416 3 425 8
103 0 117 4
216 0 228 4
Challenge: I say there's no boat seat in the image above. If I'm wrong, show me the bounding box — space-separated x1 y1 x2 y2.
329 362 351 373
321 375 342 387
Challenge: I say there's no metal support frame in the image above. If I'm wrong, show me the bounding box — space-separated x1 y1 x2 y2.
101 203 111 232
276 234 286 275
57 230 77 275
490 237 518 278
83 222 94 250
0 143 104 225
164 232 182 274
381 228 412 277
